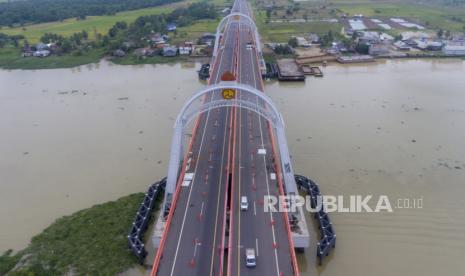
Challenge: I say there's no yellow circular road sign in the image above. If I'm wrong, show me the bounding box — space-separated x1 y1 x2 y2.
222 89 236 100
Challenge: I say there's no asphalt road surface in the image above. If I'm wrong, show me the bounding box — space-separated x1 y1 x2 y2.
153 0 296 275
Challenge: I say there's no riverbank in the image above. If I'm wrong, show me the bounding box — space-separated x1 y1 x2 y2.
0 47 106 70
0 193 147 275
0 46 207 69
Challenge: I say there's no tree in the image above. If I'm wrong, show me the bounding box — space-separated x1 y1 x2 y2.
445 30 451 38
355 43 369 54
437 29 443 38
288 37 298 48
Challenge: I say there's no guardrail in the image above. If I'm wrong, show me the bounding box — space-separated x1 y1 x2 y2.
294 175 336 265
128 177 166 263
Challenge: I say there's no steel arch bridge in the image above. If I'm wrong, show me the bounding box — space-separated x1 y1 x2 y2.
162 82 298 215
213 12 262 64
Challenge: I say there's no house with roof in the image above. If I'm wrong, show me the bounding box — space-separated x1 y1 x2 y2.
358 31 380 44
178 42 193 55
199 33 216 46
369 43 389 56
162 46 178 57
33 50 51 57
35 43 49 51
167 23 177 32
443 44 465 56
394 41 411 51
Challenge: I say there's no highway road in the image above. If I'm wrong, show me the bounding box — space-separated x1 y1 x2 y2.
227 0 296 275
152 0 298 275
153 10 240 276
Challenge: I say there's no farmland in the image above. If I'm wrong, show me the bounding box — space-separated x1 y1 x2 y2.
0 3 186 43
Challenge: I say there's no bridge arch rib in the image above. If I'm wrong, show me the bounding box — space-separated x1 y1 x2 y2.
213 12 262 62
162 82 297 216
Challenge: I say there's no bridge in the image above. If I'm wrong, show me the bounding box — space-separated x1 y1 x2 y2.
149 0 309 275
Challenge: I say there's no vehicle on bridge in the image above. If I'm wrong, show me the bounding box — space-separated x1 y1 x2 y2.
245 248 257 267
240 196 249 211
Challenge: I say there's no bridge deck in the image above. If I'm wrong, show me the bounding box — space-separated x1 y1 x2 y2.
228 1 295 275
152 0 298 275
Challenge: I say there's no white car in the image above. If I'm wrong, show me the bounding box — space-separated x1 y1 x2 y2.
240 196 248 211
245 248 256 267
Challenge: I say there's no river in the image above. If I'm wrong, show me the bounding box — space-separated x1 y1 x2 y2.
1 59 464 275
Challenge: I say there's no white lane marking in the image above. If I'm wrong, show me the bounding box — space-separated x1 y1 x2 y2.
255 238 259 257
253 200 257 216
200 201 205 217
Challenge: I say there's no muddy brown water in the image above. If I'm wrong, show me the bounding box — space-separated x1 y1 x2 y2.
1 59 464 275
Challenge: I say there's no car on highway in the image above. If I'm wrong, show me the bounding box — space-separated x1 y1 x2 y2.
246 42 253 50
245 248 256 267
240 196 248 211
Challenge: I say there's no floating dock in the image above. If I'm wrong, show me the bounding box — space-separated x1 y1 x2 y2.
311 66 323 77
276 59 305 81
301 65 323 77
337 55 375 64
296 54 337 65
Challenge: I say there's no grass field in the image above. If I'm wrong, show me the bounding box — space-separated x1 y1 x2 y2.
0 3 186 43
254 9 342 42
175 19 220 42
0 193 152 275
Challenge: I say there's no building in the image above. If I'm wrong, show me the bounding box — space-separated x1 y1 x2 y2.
394 41 411 51
178 43 192 55
369 43 389 56
327 42 348 55
443 45 465 56
295 37 311 47
358 31 380 44
380 33 394 43
113 49 126 57
199 33 216 45
308 33 320 44
162 46 178 57
149 33 167 45
426 41 443 51
35 43 49 51
166 23 177 32
33 50 51 57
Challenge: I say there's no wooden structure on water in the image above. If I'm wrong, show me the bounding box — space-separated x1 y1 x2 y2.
301 65 323 77
276 59 305 81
